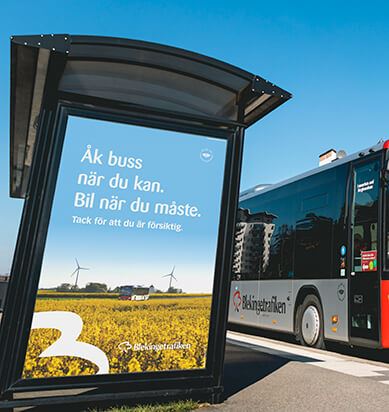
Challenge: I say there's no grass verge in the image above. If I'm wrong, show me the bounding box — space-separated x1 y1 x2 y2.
88 400 200 412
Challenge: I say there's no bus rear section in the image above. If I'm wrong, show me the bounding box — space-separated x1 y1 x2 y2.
229 141 389 349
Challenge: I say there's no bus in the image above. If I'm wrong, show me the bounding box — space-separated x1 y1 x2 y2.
228 141 389 349
119 285 150 301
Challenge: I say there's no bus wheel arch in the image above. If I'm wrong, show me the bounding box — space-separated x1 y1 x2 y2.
294 287 325 349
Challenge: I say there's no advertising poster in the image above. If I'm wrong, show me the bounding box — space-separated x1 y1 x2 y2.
22 116 227 378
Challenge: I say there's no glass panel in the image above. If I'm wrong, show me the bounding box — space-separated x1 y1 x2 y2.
295 213 333 279
234 186 295 281
232 208 277 280
352 223 378 272
70 44 250 92
235 167 343 281
59 61 238 120
22 115 227 378
352 160 380 272
350 159 380 341
293 171 337 280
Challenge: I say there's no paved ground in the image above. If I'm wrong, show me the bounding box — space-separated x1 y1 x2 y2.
206 332 389 411
7 328 389 410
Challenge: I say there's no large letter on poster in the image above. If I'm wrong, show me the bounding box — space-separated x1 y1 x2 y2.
22 115 227 378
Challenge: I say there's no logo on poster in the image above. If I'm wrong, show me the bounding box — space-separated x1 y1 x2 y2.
200 149 213 162
118 341 191 353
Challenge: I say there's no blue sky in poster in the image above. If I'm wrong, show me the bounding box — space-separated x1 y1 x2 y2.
38 116 227 292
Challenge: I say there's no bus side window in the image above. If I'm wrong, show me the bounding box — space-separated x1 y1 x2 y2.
232 209 265 281
294 212 333 279
233 194 294 281
352 160 380 273
353 224 378 271
261 195 295 280
294 185 334 279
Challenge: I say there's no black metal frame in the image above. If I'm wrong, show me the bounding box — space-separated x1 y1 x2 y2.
2 33 292 409
0 92 244 407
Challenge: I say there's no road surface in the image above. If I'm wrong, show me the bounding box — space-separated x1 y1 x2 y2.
209 331 389 411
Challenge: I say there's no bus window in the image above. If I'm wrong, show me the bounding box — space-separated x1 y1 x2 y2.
352 160 380 272
350 158 380 342
353 224 377 271
294 180 334 280
234 190 294 281
295 212 333 279
232 208 276 281
262 199 294 280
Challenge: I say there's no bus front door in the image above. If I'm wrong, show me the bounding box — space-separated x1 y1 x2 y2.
349 157 381 345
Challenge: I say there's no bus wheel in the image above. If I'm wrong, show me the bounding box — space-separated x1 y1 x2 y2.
297 295 325 349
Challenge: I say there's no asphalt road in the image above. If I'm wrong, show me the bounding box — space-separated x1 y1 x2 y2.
207 332 389 412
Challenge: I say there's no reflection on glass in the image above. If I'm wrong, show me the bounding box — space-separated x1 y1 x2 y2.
233 208 276 280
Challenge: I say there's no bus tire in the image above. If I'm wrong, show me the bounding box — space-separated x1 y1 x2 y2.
296 294 325 349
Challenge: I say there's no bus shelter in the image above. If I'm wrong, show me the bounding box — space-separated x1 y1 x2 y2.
0 34 291 409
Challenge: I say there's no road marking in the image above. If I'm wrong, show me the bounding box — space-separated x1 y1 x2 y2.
310 360 387 377
227 331 389 384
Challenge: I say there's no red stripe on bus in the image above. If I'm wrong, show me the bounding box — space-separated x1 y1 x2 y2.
381 280 389 348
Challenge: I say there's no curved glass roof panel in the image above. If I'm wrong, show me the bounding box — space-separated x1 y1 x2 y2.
59 61 238 119
9 34 292 198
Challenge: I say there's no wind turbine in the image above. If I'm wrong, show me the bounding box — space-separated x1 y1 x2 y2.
70 258 89 288
162 266 176 291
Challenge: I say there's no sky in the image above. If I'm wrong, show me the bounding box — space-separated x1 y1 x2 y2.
1 1 389 274
38 116 226 292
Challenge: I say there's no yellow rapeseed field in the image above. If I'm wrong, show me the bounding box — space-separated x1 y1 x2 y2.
23 296 212 379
